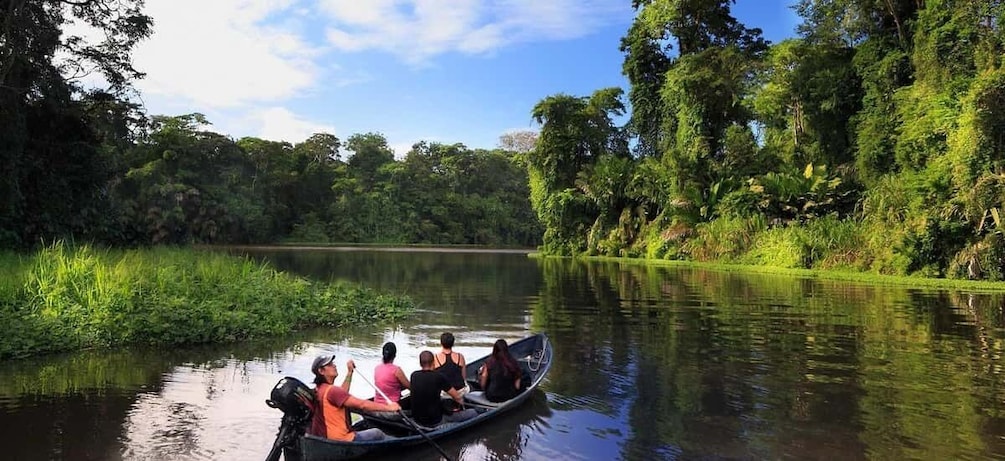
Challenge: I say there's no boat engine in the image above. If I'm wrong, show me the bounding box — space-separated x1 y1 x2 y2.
265 376 315 461
268 376 316 421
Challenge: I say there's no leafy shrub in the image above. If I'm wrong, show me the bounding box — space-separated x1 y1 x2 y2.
718 188 762 218
288 212 331 243
900 218 969 277
948 233 1005 281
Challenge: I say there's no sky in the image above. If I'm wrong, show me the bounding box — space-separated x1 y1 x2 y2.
122 0 801 155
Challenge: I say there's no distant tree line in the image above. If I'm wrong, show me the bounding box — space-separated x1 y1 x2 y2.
529 0 1005 280
0 1 541 249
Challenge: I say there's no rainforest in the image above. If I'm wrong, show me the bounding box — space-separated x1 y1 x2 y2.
4 1 1005 282
530 0 1005 282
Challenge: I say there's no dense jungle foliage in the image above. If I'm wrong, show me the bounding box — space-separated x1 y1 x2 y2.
8 1 1005 281
529 0 1005 280
0 1 540 250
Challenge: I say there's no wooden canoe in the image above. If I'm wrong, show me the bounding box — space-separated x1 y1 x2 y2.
280 333 553 461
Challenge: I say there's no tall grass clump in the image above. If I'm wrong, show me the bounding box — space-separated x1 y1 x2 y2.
0 242 413 359
800 216 868 270
737 216 870 270
741 226 808 268
682 215 767 262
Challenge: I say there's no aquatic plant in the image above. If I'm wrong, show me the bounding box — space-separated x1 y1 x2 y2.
0 242 413 359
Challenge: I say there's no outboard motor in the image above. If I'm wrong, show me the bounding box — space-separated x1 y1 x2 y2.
268 376 316 421
264 377 315 461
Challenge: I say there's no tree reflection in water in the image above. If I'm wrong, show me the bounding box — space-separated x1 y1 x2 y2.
2 249 1004 460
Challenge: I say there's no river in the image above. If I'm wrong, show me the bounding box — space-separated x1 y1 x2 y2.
0 248 1002 460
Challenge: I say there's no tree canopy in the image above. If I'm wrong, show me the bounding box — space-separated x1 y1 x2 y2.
529 0 1005 280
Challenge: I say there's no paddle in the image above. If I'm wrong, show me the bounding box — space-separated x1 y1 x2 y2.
355 369 455 461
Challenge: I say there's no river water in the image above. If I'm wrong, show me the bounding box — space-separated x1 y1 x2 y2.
0 248 1003 460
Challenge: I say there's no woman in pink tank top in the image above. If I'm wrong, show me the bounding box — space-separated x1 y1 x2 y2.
374 342 410 404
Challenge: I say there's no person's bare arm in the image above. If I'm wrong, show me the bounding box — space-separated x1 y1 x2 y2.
340 359 355 392
395 367 410 389
458 353 467 381
447 387 464 407
479 365 488 390
344 395 400 413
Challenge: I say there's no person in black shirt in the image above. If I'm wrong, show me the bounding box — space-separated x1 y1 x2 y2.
410 351 478 427
433 332 468 395
479 339 522 402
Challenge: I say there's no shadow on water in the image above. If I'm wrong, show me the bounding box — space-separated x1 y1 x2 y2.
0 328 378 461
360 390 553 461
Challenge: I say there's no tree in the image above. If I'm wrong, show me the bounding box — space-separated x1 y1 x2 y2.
498 130 539 153
237 136 295 241
635 0 767 56
620 21 671 158
345 132 395 188
752 39 861 169
119 114 261 244
795 0 920 183
0 0 151 247
626 0 767 215
528 88 629 254
329 133 400 242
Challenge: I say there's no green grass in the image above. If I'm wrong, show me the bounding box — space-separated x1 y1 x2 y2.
0 242 414 359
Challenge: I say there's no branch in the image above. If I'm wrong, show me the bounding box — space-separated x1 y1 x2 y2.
0 0 32 88
882 0 906 47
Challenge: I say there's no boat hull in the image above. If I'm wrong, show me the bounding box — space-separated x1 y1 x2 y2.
282 333 552 461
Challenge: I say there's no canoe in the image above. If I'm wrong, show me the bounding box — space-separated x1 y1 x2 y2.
275 333 553 461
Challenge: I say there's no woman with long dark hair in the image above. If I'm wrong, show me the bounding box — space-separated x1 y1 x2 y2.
367 342 411 420
373 342 410 405
479 339 522 402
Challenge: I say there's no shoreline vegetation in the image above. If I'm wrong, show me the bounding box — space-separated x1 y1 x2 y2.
530 252 1005 292
524 3 1005 284
214 243 535 254
0 243 414 360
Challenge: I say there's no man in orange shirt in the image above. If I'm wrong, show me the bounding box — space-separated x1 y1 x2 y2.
309 355 400 441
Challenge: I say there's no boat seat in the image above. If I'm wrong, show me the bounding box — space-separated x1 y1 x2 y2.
463 391 504 408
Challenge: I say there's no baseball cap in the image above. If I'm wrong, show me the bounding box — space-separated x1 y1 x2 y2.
311 355 336 375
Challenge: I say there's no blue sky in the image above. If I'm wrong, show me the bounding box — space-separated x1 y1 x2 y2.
125 0 801 155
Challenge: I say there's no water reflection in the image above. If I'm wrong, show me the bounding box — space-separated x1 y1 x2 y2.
0 249 1003 460
531 259 1005 460
357 390 552 461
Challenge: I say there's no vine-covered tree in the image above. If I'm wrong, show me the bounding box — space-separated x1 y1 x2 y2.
528 88 629 254
524 0 1005 280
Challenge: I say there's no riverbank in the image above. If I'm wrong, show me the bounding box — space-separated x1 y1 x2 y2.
0 243 414 359
530 253 1005 292
212 243 535 254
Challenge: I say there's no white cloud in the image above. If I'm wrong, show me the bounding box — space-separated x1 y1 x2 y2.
223 106 336 143
318 0 628 63
72 0 625 145
133 0 321 109
389 141 416 159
